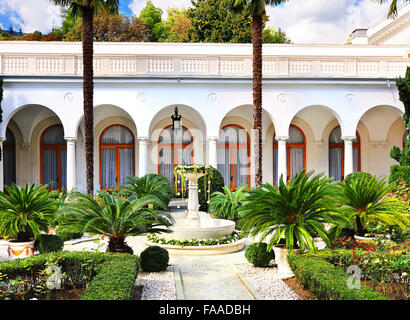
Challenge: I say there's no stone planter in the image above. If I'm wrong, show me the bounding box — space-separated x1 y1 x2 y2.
7 241 35 259
354 235 377 241
273 245 304 276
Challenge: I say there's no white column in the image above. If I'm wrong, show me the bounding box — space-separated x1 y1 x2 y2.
277 136 288 185
343 136 355 177
65 137 77 192
0 138 5 191
138 137 149 177
208 136 218 169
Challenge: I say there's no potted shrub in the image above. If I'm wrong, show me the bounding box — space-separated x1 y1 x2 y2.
0 184 57 259
238 170 343 274
58 191 173 253
337 175 409 241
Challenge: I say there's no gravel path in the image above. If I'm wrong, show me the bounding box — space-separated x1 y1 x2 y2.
135 266 177 300
233 263 300 300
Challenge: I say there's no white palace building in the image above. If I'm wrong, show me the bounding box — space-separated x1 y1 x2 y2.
0 4 409 193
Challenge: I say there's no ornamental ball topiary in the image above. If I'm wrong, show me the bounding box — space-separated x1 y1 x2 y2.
140 246 169 272
344 172 372 186
245 243 275 267
37 234 64 254
198 166 225 212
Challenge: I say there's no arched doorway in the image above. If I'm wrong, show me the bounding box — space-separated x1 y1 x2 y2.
99 124 135 190
158 125 193 185
329 126 361 181
273 125 306 182
40 125 67 190
217 125 250 189
3 128 16 187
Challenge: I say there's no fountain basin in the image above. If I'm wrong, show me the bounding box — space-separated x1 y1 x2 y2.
163 211 235 241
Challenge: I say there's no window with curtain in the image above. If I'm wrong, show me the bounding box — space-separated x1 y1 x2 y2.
100 125 134 190
41 125 67 190
158 126 193 186
217 125 250 189
4 128 16 187
273 125 306 183
328 126 361 181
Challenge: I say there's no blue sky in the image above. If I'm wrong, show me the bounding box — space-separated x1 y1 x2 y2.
0 0 397 43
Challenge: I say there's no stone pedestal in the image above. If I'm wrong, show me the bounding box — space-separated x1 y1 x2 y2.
183 172 205 226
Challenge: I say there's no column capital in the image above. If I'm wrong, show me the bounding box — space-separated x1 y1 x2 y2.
342 136 356 142
276 136 289 142
0 137 6 143
208 136 218 142
21 143 31 151
64 137 77 142
137 136 150 142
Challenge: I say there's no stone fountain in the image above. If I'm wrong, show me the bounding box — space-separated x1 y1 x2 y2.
144 166 245 255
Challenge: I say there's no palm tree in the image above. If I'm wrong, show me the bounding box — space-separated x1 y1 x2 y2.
119 174 173 209
49 1 119 195
58 191 173 253
209 184 248 220
337 175 409 237
238 171 344 252
0 184 57 242
374 0 409 18
226 0 287 188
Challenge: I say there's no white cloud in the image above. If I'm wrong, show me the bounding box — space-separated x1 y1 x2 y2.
128 0 192 18
0 0 63 33
265 0 399 44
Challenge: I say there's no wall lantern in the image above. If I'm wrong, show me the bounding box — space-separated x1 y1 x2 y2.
171 106 182 131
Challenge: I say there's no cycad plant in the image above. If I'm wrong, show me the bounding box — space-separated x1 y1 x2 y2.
337 175 409 237
58 191 173 253
238 171 344 252
0 184 57 242
120 174 173 208
209 184 248 220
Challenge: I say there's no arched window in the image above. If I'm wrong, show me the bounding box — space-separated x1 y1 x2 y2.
217 125 250 189
100 125 135 190
273 125 306 182
328 126 361 181
41 125 67 190
158 125 193 185
4 128 16 187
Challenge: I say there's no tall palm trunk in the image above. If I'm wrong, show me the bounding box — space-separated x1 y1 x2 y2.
82 6 94 195
252 14 263 189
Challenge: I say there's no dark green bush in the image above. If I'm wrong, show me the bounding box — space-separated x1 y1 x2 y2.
389 165 410 185
140 246 169 272
198 167 225 212
287 253 388 300
56 228 84 242
244 243 275 267
37 234 64 254
344 171 372 186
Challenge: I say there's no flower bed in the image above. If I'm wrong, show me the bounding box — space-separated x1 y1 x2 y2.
287 253 388 300
291 239 410 300
0 251 139 300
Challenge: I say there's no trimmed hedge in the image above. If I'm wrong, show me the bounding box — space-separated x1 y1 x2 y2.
140 246 169 272
81 253 139 300
0 251 140 300
287 253 388 300
389 165 410 185
37 234 64 254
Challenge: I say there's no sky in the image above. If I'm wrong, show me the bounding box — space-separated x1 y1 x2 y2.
0 0 402 43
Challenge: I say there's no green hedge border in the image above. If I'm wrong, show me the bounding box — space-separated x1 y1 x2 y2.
287 253 388 300
0 251 140 300
389 165 410 185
